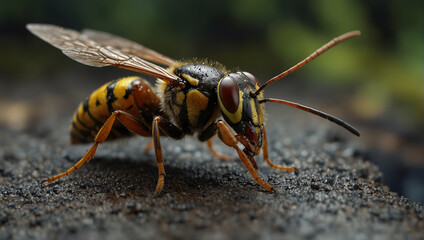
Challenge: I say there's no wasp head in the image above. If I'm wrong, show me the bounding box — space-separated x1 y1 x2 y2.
217 71 265 157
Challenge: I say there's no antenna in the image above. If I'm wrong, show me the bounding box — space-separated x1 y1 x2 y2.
253 30 361 96
259 98 360 136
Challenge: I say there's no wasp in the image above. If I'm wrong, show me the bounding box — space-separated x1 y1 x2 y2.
27 24 360 194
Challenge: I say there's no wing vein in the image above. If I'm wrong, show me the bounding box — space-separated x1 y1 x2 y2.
26 24 179 84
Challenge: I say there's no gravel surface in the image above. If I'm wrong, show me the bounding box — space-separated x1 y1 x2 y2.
0 72 423 240
1 116 423 240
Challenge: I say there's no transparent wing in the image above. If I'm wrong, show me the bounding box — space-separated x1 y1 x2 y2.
26 24 180 84
81 28 175 66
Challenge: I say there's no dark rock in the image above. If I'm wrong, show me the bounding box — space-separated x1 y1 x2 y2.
310 182 320 190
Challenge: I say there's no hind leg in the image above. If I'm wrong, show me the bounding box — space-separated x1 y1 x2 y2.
41 110 151 184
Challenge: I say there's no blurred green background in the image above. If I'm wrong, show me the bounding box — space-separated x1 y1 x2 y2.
0 0 423 202
1 0 422 126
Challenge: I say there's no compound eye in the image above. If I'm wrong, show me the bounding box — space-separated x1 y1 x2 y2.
219 75 240 113
242 72 260 86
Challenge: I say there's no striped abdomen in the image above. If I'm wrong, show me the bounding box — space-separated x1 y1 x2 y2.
70 76 160 144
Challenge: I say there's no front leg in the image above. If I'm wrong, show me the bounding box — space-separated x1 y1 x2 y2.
215 120 276 193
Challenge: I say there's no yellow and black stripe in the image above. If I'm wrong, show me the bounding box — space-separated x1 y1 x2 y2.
70 76 142 144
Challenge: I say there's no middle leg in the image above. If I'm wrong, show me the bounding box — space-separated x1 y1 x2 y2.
207 138 233 161
152 116 165 195
262 126 298 172
150 116 185 195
